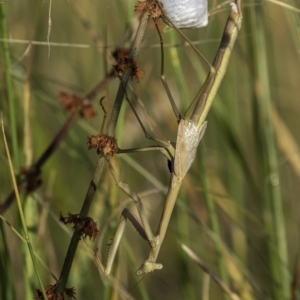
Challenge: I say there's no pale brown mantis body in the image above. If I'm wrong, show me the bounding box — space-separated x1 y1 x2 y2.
97 0 243 276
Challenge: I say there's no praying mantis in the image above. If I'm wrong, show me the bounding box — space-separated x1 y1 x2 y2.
98 0 243 276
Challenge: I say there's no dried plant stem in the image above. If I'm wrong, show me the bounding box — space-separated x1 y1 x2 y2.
56 12 149 293
107 12 149 135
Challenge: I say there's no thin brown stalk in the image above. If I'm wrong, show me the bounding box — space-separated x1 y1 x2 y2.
56 11 150 293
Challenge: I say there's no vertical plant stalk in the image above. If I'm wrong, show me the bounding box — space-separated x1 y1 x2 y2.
254 7 289 300
106 13 149 136
199 154 230 300
1 117 48 300
56 12 149 293
23 60 37 300
0 221 16 300
0 4 19 169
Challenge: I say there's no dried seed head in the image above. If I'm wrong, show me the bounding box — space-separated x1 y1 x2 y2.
87 134 119 156
78 216 99 241
112 47 130 61
59 92 96 119
65 287 76 299
35 284 76 300
112 47 144 81
135 0 148 14
34 285 64 300
59 92 82 113
80 102 97 119
60 212 99 241
60 212 79 224
135 0 163 19
131 60 144 81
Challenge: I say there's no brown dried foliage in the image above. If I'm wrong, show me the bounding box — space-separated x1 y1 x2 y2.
135 0 163 19
87 133 119 156
59 92 96 119
112 48 144 81
34 284 76 300
60 212 99 241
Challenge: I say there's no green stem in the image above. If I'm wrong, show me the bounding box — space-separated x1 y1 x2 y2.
200 153 230 300
2 118 47 300
0 4 19 169
169 30 189 112
253 6 289 300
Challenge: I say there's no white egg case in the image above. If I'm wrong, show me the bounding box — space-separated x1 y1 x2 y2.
159 0 208 29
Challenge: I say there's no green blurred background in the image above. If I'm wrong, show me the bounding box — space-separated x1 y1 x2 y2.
1 0 300 299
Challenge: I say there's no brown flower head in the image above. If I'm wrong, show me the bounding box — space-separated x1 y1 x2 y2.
35 284 76 300
131 60 144 81
87 134 119 156
59 212 79 225
65 287 76 299
59 92 82 113
60 212 99 241
135 0 163 19
77 216 99 241
35 285 63 300
112 48 144 81
59 92 96 119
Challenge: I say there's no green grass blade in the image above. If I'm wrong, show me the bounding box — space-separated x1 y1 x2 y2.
0 4 19 169
252 6 290 299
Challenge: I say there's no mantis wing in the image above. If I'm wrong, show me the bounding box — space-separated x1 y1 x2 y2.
174 119 207 180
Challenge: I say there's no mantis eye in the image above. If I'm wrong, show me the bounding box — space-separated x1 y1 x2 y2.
160 0 208 29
